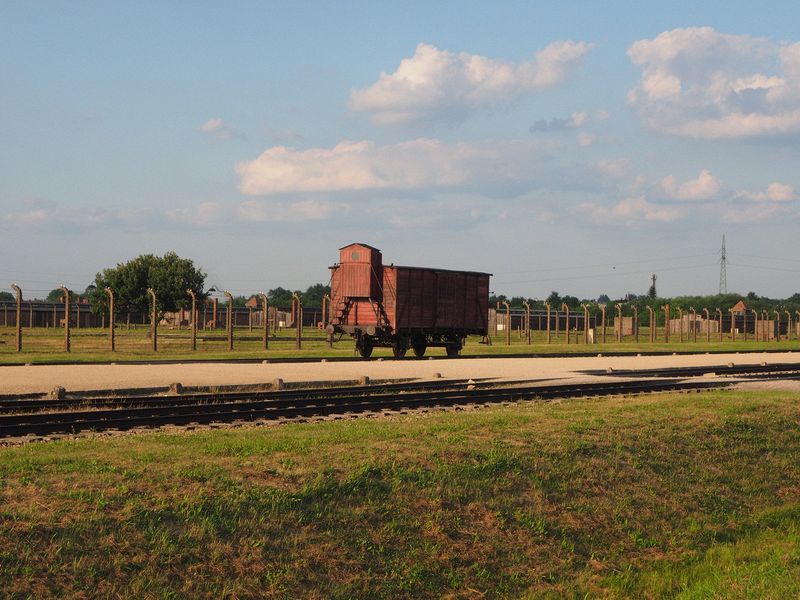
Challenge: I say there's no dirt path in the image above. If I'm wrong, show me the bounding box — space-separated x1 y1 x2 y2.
1 352 798 395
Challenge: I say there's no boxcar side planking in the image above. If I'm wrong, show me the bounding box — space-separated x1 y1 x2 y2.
328 243 491 358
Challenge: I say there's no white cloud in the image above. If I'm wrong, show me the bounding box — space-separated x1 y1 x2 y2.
736 182 796 202
235 138 552 196
578 196 684 225
235 199 346 222
530 111 589 132
661 169 722 200
595 159 630 178
5 202 154 229
628 27 800 139
577 132 595 147
199 118 243 140
722 203 786 223
349 41 593 124
165 201 224 227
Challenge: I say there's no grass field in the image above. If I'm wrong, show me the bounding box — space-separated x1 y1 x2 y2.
1 390 798 598
1 325 799 364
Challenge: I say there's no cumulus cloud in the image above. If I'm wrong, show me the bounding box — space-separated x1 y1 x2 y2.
235 138 552 196
722 203 787 223
661 169 722 200
5 201 154 229
235 199 345 222
736 182 796 202
349 41 593 124
530 111 588 132
164 199 346 227
199 118 244 140
628 27 800 139
577 196 685 225
595 159 630 178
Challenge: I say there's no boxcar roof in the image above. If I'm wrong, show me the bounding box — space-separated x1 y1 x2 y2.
339 242 381 251
389 264 492 277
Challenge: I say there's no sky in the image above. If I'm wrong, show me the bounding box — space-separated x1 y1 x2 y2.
2 1 800 301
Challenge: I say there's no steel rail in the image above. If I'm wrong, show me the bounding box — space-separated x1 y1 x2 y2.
0 378 731 439
580 362 800 379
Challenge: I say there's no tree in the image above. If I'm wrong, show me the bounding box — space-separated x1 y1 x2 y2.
647 283 657 299
88 252 206 317
0 291 13 302
46 289 65 302
268 286 298 309
302 283 331 307
597 294 610 304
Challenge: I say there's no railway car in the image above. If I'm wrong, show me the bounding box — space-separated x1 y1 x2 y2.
327 243 491 358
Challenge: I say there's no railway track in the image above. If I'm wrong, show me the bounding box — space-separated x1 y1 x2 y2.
0 377 733 440
581 362 800 378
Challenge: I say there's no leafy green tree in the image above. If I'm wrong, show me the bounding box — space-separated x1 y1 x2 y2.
302 283 331 307
46 289 65 302
88 252 206 317
0 291 13 302
268 286 298 309
546 291 562 306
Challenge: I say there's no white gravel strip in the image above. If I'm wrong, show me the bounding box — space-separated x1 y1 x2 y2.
1 352 798 395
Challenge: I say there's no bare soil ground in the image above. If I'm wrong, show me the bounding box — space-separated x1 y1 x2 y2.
1 351 798 395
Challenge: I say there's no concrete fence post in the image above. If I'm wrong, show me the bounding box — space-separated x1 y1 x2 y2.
786 310 793 342
581 304 589 344
774 310 781 342
615 303 622 343
751 309 759 342
502 301 511 346
11 284 22 352
147 288 157 352
562 304 570 345
690 308 697 342
523 301 531 345
104 287 115 351
730 309 736 343
662 304 670 343
248 306 253 333
60 285 71 353
545 302 551 344
29 302 33 328
677 308 683 343
647 306 655 343
796 311 800 341
224 291 234 351
187 290 197 351
632 305 639 344
601 305 607 344
762 310 769 341
292 293 302 350
742 310 747 342
715 309 722 342
258 293 269 350
701 308 709 342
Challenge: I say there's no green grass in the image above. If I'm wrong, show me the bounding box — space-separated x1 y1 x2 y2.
1 325 798 364
1 390 799 598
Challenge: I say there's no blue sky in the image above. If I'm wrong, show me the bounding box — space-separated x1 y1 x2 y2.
2 1 800 300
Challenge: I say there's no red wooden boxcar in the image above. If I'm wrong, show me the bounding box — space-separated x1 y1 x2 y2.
328 243 491 357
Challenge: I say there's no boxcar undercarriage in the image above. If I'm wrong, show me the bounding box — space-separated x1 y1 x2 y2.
331 325 468 358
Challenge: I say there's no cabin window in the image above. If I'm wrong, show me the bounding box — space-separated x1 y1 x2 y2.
351 251 361 260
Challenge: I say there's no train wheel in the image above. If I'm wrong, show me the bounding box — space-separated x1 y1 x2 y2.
392 344 407 359
412 341 426 357
445 343 460 358
357 337 373 358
